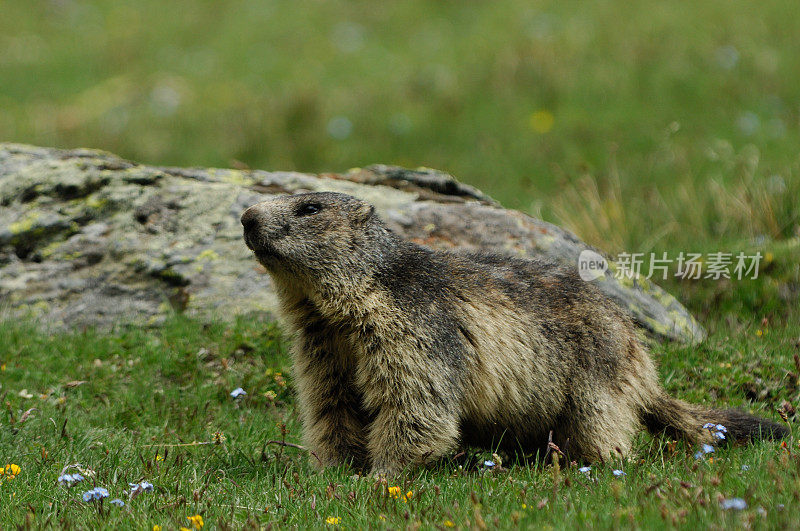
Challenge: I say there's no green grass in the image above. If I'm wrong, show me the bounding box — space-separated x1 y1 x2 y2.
1 306 798 529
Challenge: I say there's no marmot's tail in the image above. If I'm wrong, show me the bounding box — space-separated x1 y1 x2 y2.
641 394 788 444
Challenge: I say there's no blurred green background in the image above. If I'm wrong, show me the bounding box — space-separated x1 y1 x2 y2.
1 0 799 254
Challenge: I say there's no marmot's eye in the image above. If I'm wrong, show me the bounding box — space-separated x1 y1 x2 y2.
297 203 321 216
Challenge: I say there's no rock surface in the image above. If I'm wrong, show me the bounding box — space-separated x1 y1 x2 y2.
0 143 705 343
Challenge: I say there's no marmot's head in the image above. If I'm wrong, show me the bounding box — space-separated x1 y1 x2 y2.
241 192 385 280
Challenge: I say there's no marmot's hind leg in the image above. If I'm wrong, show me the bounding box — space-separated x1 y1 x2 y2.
559 395 639 463
367 405 460 475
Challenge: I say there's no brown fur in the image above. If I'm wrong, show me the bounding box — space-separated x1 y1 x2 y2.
241 192 788 474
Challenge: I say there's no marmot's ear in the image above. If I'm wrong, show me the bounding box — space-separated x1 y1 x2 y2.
355 203 375 223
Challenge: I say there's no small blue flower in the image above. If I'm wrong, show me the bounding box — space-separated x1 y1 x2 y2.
694 451 705 460
58 473 85 486
702 443 715 454
81 487 110 502
230 388 247 399
578 466 591 473
483 460 495 468
612 469 626 477
701 422 727 441
110 499 125 507
741 464 750 471
720 497 747 510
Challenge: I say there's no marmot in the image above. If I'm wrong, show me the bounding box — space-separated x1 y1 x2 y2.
241 191 787 474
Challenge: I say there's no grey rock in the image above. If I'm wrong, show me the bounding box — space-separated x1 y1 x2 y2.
0 142 705 343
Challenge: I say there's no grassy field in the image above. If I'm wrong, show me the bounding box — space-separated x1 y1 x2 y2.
1 309 798 529
2 0 800 528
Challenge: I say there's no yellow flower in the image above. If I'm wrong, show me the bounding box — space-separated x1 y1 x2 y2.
521 503 527 509
387 486 413 501
153 526 162 531
326 516 340 525
444 520 455 528
187 514 204 529
3 464 21 479
180 528 191 531
756 329 763 337
1 362 6 371
156 454 164 461
529 109 555 134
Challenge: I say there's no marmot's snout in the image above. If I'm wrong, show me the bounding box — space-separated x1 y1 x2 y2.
241 202 285 255
240 206 261 251
241 206 260 234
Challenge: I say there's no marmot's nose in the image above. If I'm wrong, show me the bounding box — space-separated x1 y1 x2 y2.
241 207 260 233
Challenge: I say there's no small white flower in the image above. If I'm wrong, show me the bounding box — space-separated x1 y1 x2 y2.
578 466 591 473
483 460 495 468
612 469 626 477
230 388 247 399
720 497 747 510
741 464 750 471
129 481 154 493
